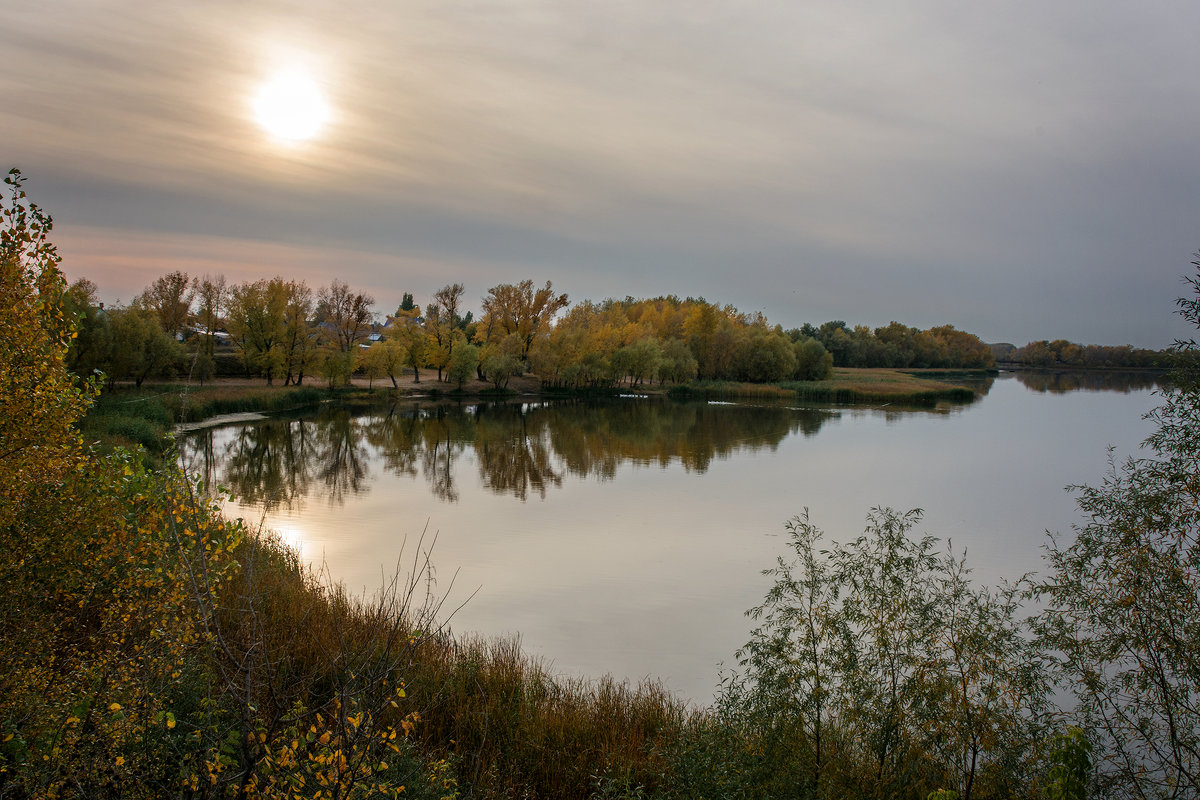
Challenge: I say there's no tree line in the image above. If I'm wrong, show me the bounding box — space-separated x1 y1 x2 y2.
994 339 1172 370
64 270 1013 391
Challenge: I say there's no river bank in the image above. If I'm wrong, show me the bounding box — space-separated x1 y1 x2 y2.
88 368 990 448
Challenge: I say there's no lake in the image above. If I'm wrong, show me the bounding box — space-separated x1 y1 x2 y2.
177 371 1162 704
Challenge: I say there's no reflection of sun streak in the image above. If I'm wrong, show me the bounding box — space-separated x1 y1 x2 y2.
275 523 306 553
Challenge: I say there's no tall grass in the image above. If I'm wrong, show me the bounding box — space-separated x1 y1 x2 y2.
666 381 795 400
402 634 689 797
789 383 976 405
229 529 695 799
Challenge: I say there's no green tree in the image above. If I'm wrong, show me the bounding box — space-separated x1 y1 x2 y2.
423 301 450 382
418 284 469 383
316 345 355 388
1037 255 1200 799
135 269 192 337
64 277 114 383
729 508 1047 800
726 512 838 797
226 277 289 383
446 331 479 389
107 305 186 386
480 332 525 389
397 322 426 383
1043 727 1092 800
657 337 698 385
793 337 833 380
368 336 407 388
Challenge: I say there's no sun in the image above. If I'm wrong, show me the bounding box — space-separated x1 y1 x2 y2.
252 68 331 143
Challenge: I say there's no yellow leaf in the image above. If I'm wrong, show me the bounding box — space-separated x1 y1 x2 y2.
115 756 125 767
109 702 122 712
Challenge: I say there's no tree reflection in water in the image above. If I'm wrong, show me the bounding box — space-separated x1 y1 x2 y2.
179 398 842 507
1009 369 1165 394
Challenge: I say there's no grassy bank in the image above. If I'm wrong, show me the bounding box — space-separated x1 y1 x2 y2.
668 368 985 405
83 383 345 451
87 368 986 454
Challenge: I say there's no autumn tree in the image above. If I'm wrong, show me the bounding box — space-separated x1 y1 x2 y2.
317 277 375 352
1 170 450 800
433 282 466 376
480 279 569 361
0 168 93 526
226 277 289 383
280 279 318 385
193 273 227 356
423 302 450 382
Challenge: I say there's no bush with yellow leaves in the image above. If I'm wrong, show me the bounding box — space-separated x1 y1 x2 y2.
0 169 458 799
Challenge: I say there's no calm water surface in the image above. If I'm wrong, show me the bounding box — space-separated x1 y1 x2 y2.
178 372 1161 703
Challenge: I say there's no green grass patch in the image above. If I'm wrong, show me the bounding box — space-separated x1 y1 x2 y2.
667 381 795 400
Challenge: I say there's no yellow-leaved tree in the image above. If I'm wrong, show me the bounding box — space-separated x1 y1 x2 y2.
0 168 92 528
0 167 242 795
1 170 452 799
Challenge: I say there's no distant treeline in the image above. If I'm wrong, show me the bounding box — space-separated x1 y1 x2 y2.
802 319 995 369
992 339 1173 369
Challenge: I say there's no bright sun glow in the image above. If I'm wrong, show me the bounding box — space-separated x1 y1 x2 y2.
252 68 330 143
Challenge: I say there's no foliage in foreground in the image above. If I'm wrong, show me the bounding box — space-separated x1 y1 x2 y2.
0 170 452 799
711 509 1050 800
1033 258 1200 799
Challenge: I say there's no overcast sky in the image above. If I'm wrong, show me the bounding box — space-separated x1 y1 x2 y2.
5 1 1198 347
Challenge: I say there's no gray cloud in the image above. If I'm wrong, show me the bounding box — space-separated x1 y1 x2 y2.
4 0 1198 346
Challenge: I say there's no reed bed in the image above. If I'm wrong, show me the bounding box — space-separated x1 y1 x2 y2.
228 530 696 800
